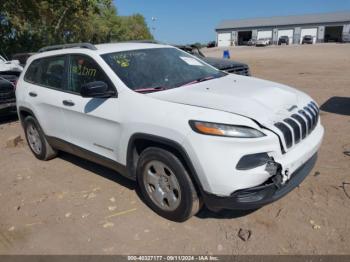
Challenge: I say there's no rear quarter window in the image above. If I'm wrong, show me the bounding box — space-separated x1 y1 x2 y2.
24 56 66 90
37 56 66 89
24 59 40 83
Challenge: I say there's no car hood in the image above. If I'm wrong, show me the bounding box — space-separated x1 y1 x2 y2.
201 57 247 70
148 74 312 127
0 61 23 73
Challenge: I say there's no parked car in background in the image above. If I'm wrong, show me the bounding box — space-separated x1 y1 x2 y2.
342 34 350 42
16 42 324 221
256 38 271 47
0 75 17 115
12 53 35 67
247 39 257 46
278 36 290 45
0 55 22 115
0 55 23 77
178 45 250 76
207 41 216 48
302 35 314 44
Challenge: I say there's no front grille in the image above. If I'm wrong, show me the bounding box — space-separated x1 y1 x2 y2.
274 102 319 150
225 66 250 76
274 122 293 148
0 88 15 102
299 110 312 131
284 118 301 144
291 114 307 139
0 77 16 103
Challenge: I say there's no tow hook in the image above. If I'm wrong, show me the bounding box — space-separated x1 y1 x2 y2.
281 169 290 184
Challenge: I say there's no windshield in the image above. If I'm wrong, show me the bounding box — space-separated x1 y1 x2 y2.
102 47 226 92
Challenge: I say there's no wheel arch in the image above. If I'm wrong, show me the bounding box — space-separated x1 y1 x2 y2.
18 106 36 126
126 133 204 195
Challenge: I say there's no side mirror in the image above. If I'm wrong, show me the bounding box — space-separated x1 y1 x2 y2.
80 81 115 98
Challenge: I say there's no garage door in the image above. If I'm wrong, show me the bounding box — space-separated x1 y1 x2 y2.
300 28 318 44
217 33 231 47
257 30 272 40
278 29 294 44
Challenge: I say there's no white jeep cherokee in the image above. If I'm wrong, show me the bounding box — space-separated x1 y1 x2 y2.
16 42 324 221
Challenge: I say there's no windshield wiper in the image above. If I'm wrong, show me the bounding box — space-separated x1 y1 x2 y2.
178 75 216 87
134 86 166 93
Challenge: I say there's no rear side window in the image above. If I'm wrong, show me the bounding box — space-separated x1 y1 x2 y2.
68 54 112 93
24 60 40 83
36 56 66 89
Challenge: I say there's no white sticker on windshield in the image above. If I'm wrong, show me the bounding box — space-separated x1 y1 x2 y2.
180 57 204 66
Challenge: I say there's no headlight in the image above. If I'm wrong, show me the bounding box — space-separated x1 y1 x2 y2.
189 120 265 138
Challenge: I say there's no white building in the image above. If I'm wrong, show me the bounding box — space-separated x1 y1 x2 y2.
215 11 350 47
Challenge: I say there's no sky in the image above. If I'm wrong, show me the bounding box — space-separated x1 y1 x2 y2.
114 0 350 44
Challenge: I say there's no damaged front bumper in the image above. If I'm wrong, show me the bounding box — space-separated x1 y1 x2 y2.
202 153 317 210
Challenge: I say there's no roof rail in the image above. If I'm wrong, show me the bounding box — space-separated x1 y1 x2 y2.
109 39 164 45
125 40 160 44
38 43 97 53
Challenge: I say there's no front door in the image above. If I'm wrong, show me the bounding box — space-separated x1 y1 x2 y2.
60 54 122 161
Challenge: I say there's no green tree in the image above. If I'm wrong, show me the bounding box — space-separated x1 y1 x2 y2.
119 14 154 41
0 0 153 56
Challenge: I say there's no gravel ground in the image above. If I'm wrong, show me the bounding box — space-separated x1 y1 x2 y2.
0 43 349 255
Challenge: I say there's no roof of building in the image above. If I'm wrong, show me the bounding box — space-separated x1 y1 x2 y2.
216 11 350 30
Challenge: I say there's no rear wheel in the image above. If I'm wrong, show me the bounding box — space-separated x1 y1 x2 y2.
24 116 57 160
137 147 201 222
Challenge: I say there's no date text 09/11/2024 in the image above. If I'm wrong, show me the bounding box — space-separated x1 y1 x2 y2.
127 255 220 261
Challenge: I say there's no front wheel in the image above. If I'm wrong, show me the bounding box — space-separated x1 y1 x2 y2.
136 147 201 222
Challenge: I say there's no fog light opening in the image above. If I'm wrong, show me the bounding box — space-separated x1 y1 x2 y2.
236 153 271 170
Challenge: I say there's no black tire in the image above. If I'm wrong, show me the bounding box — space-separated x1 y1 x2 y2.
136 147 201 222
23 116 57 160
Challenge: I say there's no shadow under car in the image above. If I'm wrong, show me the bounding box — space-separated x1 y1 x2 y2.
320 96 350 116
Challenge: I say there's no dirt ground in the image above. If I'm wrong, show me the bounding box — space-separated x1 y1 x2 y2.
0 43 349 255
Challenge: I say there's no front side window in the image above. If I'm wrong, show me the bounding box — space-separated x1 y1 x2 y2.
102 48 226 93
36 56 66 89
68 55 112 93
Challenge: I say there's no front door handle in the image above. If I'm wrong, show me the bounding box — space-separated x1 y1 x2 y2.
29 92 37 97
62 100 75 106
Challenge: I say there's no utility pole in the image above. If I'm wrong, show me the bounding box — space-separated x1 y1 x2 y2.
151 17 157 38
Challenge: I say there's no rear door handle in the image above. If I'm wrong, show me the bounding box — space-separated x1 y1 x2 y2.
62 100 75 106
29 92 37 97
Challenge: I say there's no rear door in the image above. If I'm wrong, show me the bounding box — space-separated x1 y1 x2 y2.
59 54 121 160
23 55 68 139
